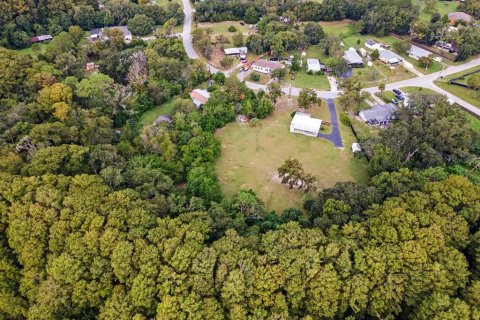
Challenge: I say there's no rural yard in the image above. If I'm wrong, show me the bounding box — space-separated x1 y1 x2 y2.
215 97 368 211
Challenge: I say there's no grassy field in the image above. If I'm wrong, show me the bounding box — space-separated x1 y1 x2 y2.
196 21 254 48
434 66 480 108
156 0 181 6
412 0 459 22
138 99 176 127
400 87 438 94
318 20 356 38
215 97 369 212
466 112 480 134
16 43 48 56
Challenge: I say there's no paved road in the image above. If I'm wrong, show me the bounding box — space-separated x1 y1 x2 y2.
182 0 198 59
181 0 480 115
317 99 344 148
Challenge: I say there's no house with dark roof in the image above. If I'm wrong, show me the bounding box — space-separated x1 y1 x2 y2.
343 47 364 67
359 103 398 126
252 59 284 74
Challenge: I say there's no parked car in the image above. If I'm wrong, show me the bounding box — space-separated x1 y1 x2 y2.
269 57 279 61
395 94 405 100
391 98 399 105
392 89 401 95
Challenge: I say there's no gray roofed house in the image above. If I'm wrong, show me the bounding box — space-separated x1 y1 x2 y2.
89 26 132 43
343 47 364 67
153 115 173 125
359 103 398 125
378 48 403 65
408 45 432 60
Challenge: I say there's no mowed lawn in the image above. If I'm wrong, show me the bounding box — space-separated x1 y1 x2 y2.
215 97 369 212
138 99 176 127
434 66 480 108
196 21 253 48
412 0 459 22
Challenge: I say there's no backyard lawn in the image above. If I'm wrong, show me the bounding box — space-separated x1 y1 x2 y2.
318 20 356 38
138 99 176 127
215 97 369 212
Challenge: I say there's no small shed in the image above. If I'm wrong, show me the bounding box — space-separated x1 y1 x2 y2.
290 112 322 137
352 143 361 153
85 62 96 71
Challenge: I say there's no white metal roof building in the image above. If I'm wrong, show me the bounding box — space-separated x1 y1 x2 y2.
343 47 364 66
378 48 403 65
306 58 325 72
408 45 432 60
224 47 248 55
290 112 322 137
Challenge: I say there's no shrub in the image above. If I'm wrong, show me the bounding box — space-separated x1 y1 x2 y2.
249 118 261 127
340 112 352 126
228 26 237 32
250 73 261 82
220 56 234 68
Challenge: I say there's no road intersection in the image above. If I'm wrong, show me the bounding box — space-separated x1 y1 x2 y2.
182 0 480 116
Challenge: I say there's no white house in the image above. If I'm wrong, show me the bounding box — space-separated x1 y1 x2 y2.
378 48 403 65
365 39 382 50
408 45 432 60
252 59 283 74
290 112 322 137
306 58 325 72
224 47 248 60
90 26 132 43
